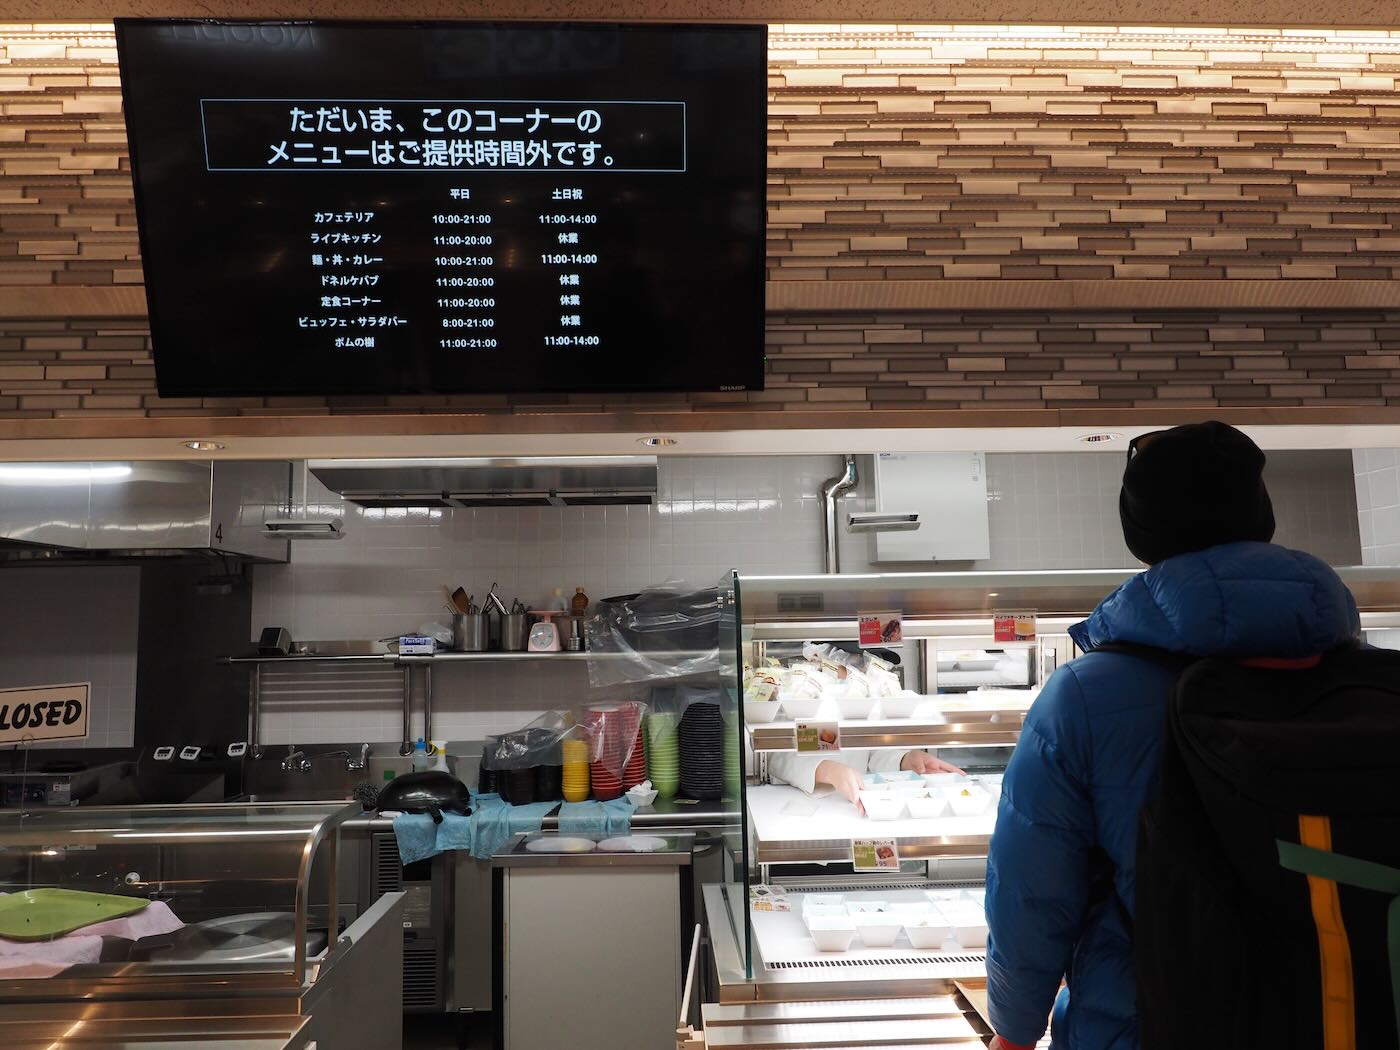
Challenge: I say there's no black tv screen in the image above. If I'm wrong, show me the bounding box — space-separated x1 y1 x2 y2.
115 20 767 397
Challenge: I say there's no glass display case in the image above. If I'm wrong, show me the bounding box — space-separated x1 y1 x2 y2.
706 568 1130 998
0 801 401 1038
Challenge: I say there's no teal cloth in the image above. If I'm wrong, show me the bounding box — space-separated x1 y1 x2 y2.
393 811 471 865
470 797 560 860
392 797 560 864
557 797 637 837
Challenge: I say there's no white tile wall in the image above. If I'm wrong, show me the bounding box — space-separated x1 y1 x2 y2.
0 566 139 750
253 450 1361 745
1354 448 1400 565
1266 451 1363 567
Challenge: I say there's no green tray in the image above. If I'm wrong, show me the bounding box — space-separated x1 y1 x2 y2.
0 887 149 941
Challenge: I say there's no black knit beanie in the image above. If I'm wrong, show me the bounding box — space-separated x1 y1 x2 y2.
1119 421 1276 565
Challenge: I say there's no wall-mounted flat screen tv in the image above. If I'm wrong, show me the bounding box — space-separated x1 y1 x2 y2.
115 20 767 396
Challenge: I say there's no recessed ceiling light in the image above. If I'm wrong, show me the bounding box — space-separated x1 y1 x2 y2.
182 440 226 451
639 436 678 447
987 592 1000 597
1077 432 1123 445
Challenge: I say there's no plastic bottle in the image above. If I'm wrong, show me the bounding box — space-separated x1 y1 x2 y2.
430 741 449 773
548 587 568 612
571 586 589 616
411 738 430 772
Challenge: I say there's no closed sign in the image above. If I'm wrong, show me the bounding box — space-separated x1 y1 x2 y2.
0 683 89 744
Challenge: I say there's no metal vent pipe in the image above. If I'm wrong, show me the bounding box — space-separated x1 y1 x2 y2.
820 456 859 574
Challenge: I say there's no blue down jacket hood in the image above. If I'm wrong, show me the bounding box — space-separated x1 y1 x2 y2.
985 543 1359 1050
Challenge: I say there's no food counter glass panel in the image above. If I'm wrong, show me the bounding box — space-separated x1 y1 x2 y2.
0 802 354 997
720 569 1124 990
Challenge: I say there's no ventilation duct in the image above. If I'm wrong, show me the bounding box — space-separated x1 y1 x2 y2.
308 456 658 509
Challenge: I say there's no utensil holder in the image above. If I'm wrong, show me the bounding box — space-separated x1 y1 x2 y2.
501 613 529 652
455 614 488 652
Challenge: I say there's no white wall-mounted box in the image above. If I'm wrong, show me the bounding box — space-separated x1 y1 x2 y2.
872 452 991 562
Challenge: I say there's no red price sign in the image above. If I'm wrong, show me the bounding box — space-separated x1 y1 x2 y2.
858 611 903 648
994 612 1037 642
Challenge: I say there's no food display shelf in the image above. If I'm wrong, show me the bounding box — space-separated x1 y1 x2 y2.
934 664 1031 689
747 784 995 865
748 887 986 969
747 696 1030 752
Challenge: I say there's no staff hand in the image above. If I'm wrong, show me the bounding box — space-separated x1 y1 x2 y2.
815 760 864 804
901 751 966 775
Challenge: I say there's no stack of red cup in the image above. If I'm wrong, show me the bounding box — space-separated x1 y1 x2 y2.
582 701 644 801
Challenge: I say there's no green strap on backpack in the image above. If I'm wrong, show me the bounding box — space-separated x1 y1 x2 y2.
1277 839 1400 1043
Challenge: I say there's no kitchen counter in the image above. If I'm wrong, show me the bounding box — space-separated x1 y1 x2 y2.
343 795 738 832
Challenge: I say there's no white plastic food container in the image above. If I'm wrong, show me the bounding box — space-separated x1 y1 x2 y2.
947 787 991 817
801 893 847 913
904 919 954 949
843 899 889 915
887 901 932 916
779 697 823 720
906 795 947 819
938 905 988 949
743 699 782 724
858 792 905 821
806 916 856 952
853 915 902 947
877 695 920 719
834 696 876 720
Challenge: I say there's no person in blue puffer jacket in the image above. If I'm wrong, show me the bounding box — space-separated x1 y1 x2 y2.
985 421 1362 1050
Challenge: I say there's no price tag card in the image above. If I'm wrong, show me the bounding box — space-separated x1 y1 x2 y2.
994 611 1038 642
858 610 903 648
795 721 840 753
852 838 901 872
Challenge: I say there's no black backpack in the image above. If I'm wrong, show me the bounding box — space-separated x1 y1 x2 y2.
1119 644 1400 1050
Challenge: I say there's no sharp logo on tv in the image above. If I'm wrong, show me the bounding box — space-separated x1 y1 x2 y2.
0 683 89 745
116 20 767 397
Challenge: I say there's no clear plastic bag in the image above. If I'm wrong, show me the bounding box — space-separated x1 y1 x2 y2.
586 581 722 688
481 710 573 771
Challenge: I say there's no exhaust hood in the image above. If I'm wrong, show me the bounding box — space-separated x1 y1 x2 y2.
308 456 658 508
0 460 292 563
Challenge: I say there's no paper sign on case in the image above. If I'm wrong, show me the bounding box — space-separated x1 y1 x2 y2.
858 611 903 648
994 611 1038 643
0 683 89 745
852 838 901 872
795 721 840 753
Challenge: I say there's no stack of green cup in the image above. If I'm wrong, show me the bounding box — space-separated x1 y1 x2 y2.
723 713 742 799
645 712 680 799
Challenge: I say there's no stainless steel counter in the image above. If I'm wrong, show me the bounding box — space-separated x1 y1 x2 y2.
493 832 694 868
342 797 738 833
0 1014 311 1050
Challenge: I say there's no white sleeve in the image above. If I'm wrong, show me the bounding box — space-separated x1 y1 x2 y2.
765 751 823 794
767 750 873 794
867 748 915 774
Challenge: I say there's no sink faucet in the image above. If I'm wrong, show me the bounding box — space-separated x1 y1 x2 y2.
281 745 370 774
281 748 312 774
348 743 370 772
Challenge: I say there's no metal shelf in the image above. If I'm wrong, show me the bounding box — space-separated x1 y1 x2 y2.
222 649 704 666
732 565 1400 622
748 784 994 865
749 712 1026 752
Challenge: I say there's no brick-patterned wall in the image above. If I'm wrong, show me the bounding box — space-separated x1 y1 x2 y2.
6 23 1400 420
767 24 1400 282
7 310 1400 416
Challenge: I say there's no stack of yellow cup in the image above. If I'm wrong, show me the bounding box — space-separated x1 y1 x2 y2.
562 738 591 802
